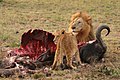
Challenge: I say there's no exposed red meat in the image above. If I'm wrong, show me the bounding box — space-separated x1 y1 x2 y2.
7 29 56 61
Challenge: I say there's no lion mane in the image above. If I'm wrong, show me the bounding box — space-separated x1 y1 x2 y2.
69 11 95 43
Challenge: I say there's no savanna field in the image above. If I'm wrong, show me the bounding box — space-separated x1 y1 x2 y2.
0 0 120 80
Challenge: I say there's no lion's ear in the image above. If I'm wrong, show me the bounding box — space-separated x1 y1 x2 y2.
61 29 65 34
53 30 60 35
81 12 92 25
71 12 81 21
87 16 92 25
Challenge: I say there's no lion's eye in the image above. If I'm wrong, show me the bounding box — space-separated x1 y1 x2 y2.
78 21 81 23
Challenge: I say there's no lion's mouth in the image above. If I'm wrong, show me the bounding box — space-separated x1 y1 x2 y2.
72 31 79 35
72 28 83 33
73 31 78 32
72 30 79 33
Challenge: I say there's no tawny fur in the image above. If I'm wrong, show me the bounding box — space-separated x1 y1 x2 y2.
52 30 81 70
69 11 95 43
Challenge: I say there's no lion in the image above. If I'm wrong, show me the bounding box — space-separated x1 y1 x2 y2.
69 11 95 43
52 30 81 70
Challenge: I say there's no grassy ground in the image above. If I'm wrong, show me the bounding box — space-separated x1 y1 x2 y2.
0 0 120 80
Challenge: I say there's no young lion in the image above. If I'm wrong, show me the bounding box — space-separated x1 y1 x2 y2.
69 11 95 42
52 30 81 70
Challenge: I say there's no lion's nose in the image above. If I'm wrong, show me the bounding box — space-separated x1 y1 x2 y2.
72 26 76 29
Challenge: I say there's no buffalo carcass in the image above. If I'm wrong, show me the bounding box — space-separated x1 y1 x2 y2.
79 25 110 64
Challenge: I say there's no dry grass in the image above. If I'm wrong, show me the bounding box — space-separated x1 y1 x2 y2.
0 0 120 80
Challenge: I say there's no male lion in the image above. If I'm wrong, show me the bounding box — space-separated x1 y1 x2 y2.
69 11 95 43
52 30 81 70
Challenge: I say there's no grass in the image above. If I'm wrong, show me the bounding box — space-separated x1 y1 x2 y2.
32 73 46 79
0 0 120 80
99 66 120 77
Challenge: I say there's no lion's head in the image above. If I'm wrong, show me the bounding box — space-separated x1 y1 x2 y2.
69 11 95 42
53 29 65 44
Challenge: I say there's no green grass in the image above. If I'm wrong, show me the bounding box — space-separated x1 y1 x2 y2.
0 0 120 80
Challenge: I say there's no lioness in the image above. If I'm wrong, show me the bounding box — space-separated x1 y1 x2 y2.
69 11 95 42
52 30 81 70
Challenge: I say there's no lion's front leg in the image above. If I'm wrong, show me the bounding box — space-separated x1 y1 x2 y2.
56 48 64 70
52 49 60 70
52 54 57 70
